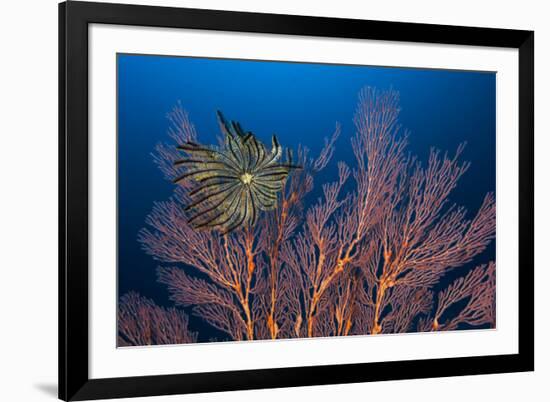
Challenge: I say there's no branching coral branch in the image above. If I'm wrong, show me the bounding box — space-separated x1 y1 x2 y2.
153 102 199 182
432 261 496 331
118 292 197 346
142 216 262 340
261 125 340 339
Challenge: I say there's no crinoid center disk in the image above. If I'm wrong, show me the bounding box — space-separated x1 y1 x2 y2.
240 172 254 185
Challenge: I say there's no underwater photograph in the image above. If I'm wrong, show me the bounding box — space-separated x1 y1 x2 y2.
117 54 496 346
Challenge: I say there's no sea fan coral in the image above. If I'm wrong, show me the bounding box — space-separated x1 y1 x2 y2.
118 292 197 346
132 87 496 344
173 111 301 234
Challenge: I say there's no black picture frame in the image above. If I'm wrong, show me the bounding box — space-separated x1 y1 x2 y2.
59 1 534 400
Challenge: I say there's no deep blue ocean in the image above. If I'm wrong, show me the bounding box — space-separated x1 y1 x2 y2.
117 54 496 341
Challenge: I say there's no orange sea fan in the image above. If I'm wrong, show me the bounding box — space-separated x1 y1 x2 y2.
132 87 496 344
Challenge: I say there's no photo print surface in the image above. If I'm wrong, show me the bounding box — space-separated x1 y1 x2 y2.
117 54 496 346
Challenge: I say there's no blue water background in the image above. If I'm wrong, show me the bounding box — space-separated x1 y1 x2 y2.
118 54 496 341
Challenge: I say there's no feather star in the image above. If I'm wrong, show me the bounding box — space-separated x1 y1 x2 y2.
173 111 302 234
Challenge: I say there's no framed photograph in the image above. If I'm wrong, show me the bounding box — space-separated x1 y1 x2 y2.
59 1 534 400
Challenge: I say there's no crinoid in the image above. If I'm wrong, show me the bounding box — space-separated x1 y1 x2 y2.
174 111 301 234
